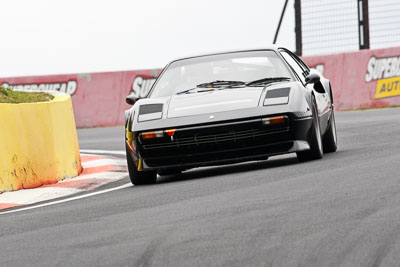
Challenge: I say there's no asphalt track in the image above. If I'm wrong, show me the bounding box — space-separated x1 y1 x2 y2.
1 108 400 267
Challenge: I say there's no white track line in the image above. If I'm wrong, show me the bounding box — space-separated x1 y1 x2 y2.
82 158 127 168
0 187 84 205
80 149 126 155
0 183 132 215
61 171 128 182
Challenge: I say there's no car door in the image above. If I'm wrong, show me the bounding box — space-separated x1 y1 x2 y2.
288 51 331 119
279 49 330 126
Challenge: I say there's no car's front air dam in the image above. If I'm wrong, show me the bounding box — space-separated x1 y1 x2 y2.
134 115 314 171
140 140 310 170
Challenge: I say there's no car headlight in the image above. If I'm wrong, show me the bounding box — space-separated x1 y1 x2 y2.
263 88 290 106
138 104 163 122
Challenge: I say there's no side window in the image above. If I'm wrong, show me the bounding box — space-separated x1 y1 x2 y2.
293 55 310 74
287 51 310 73
280 51 307 84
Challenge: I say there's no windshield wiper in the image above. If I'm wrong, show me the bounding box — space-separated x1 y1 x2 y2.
175 87 198 95
175 87 221 95
176 78 266 95
176 80 245 94
196 80 246 88
246 77 291 87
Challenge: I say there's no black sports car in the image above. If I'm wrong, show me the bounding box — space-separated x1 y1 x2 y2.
125 47 337 185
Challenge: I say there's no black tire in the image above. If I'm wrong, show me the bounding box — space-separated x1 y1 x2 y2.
323 109 338 153
297 96 323 162
126 146 157 185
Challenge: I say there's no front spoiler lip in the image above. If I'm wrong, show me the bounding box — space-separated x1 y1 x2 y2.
140 140 310 170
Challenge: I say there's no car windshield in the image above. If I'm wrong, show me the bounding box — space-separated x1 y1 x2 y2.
149 50 292 98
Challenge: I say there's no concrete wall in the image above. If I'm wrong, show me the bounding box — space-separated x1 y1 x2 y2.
0 95 82 193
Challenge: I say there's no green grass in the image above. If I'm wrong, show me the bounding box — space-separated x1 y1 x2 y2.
0 86 54 104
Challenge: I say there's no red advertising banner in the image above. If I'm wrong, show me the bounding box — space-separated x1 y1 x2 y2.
0 70 161 128
303 46 400 111
1 46 399 127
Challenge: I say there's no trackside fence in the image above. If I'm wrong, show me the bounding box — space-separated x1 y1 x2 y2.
1 46 400 128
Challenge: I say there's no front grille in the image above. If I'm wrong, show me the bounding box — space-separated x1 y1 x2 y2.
138 117 294 166
141 127 289 150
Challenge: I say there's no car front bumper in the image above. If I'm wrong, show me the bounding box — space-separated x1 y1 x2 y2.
126 114 313 170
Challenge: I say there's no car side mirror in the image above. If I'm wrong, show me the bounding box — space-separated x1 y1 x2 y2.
305 73 326 93
126 95 139 105
305 73 320 85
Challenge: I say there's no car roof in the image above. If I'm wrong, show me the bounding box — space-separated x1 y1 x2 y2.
170 45 282 63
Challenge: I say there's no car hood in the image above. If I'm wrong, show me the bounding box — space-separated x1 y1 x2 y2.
167 87 264 118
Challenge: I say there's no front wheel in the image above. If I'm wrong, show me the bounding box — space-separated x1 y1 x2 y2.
297 96 323 162
126 146 157 185
323 109 338 153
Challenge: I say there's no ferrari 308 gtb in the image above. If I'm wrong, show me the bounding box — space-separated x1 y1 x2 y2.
125 46 337 185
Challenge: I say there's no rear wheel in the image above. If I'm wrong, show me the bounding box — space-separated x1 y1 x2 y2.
323 109 338 153
297 96 323 162
126 146 157 185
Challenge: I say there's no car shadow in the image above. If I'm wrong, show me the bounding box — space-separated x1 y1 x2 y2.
156 154 301 184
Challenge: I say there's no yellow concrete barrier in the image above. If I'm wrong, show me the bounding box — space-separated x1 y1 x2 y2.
0 94 82 193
